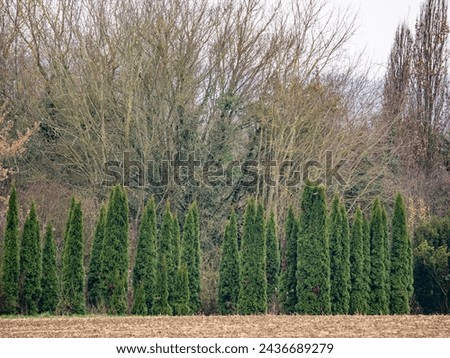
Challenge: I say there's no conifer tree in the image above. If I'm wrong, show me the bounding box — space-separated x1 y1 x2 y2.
159 203 175 305
1 185 20 314
19 203 41 315
152 257 172 315
266 210 280 309
280 206 298 314
369 198 389 314
132 198 157 314
182 203 201 313
218 209 240 315
349 208 366 314
59 201 86 315
39 224 59 313
102 186 129 315
390 193 412 314
362 215 371 314
296 184 331 314
87 206 106 309
340 203 351 313
131 283 148 315
171 213 181 286
238 198 267 314
381 205 391 307
173 263 191 315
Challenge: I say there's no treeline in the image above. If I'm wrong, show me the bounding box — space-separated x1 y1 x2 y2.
218 184 414 315
0 185 201 315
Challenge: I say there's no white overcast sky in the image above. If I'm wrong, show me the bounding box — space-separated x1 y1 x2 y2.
333 0 425 71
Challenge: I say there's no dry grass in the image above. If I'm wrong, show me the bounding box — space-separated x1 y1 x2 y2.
0 315 449 338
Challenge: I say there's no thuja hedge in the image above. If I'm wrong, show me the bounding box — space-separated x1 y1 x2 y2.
0 185 414 316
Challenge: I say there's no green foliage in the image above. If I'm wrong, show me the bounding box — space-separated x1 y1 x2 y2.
18 203 41 315
173 264 191 315
266 210 280 309
349 208 367 314
218 209 240 315
152 257 173 315
369 199 389 314
59 201 86 315
1 185 20 314
329 195 350 314
362 215 371 314
131 283 148 315
182 203 201 313
132 198 157 314
39 224 59 313
102 186 129 315
381 205 391 304
280 206 298 314
296 184 331 315
238 199 267 314
413 215 450 314
87 206 106 310
390 193 412 314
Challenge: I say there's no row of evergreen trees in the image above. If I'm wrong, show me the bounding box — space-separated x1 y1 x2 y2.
0 185 201 315
218 184 413 315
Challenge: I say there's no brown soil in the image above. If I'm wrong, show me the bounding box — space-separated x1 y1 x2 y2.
0 315 448 338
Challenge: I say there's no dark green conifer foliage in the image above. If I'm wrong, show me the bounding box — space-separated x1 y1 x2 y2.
369 198 389 314
131 283 148 315
218 209 240 315
349 208 366 314
87 206 106 309
266 210 280 309
362 215 371 313
238 199 267 314
132 198 157 314
280 206 298 314
173 263 191 315
102 186 129 315
1 185 20 314
19 203 41 315
329 195 350 314
39 224 59 313
381 205 390 308
182 203 201 313
59 201 86 315
152 257 172 315
296 184 331 315
390 193 412 314
159 203 175 305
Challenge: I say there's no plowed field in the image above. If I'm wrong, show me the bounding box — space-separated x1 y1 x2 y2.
0 315 449 338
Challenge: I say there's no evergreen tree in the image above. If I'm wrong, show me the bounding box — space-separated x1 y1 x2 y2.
181 203 201 313
280 206 298 314
19 203 41 315
171 213 181 301
158 203 175 306
1 185 20 314
349 208 366 314
218 209 240 315
381 205 391 308
131 283 148 315
87 206 106 310
369 198 389 314
238 198 267 314
296 184 331 314
266 210 280 309
390 193 412 314
102 186 129 315
59 201 86 314
173 263 191 315
362 215 371 314
329 195 350 314
39 224 59 313
152 257 172 315
132 198 157 314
